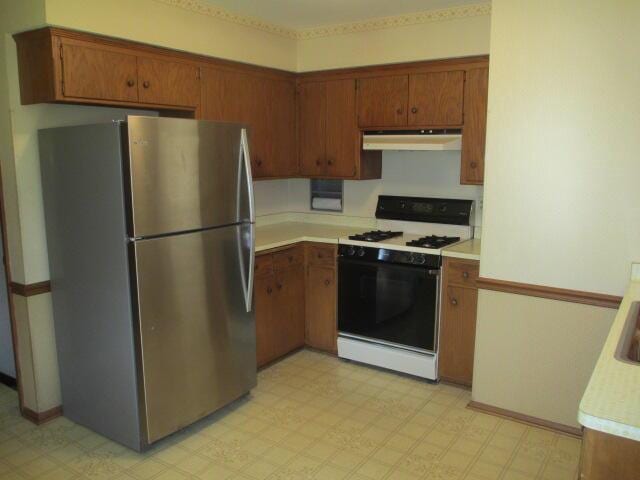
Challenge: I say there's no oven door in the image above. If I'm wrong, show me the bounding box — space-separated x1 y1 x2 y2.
338 257 440 353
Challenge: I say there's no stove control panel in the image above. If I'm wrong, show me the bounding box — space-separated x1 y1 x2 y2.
339 245 440 268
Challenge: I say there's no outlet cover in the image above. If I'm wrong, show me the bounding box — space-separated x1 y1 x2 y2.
632 263 640 281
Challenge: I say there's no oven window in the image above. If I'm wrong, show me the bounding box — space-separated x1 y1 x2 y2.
338 259 438 352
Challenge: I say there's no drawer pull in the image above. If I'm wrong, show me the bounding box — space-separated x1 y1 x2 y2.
451 298 458 306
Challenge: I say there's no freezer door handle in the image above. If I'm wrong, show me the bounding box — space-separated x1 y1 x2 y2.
239 129 255 223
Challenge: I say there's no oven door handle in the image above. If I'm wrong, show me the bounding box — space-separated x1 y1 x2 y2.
338 257 441 276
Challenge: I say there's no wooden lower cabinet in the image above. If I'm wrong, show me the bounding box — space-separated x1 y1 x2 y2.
438 257 480 386
305 265 337 353
580 428 640 480
254 246 305 367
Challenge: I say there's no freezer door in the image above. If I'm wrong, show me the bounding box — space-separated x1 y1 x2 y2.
132 224 256 444
125 116 254 238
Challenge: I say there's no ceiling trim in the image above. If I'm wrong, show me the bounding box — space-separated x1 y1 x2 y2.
154 0 491 40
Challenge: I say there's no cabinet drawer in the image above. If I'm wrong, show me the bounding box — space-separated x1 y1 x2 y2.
445 258 479 287
307 244 336 266
254 254 274 277
273 246 304 271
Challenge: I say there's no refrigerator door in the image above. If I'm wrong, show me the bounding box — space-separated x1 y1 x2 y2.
125 116 254 238
132 224 256 444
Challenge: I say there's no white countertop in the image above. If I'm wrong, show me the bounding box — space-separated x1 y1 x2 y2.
255 221 365 252
442 238 481 261
578 280 640 441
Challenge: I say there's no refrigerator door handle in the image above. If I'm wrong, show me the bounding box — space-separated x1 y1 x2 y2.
239 129 255 312
240 128 255 223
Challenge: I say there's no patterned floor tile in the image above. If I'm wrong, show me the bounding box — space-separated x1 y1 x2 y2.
0 350 582 480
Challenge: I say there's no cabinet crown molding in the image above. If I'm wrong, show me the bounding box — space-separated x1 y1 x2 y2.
153 0 491 40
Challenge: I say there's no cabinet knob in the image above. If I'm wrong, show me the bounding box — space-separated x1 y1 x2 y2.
316 159 321 166
463 271 469 279
317 253 323 259
276 283 282 290
288 256 293 262
470 162 477 169
142 80 150 89
451 298 458 306
267 286 273 294
324 279 331 286
327 159 333 166
396 107 403 115
126 79 135 87
411 107 418 114
256 159 262 166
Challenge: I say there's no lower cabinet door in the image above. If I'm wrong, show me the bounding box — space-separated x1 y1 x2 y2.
439 285 478 386
305 265 337 352
255 273 276 367
275 265 305 355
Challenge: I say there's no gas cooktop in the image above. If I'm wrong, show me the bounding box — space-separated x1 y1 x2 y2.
348 230 403 242
405 235 460 248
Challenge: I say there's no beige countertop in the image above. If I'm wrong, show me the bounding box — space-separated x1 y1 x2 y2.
255 221 365 252
442 238 481 261
578 280 640 441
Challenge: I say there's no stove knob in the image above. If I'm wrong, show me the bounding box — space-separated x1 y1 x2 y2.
347 246 356 256
357 247 366 257
415 254 426 264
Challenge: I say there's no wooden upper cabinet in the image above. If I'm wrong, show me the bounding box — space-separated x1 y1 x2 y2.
408 71 464 126
461 67 489 185
326 79 359 178
357 75 408 128
298 82 327 177
266 78 298 177
60 41 139 103
298 78 380 179
137 57 199 107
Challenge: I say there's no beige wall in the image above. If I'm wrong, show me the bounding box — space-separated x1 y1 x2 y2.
480 0 640 296
44 0 297 71
473 0 640 428
297 14 490 72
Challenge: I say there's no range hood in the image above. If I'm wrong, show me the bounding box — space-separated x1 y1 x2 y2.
362 129 462 151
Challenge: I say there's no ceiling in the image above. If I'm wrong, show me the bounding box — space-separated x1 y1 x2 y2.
201 0 484 29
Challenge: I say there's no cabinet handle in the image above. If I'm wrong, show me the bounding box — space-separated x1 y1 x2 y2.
126 79 135 87
470 162 477 169
462 271 469 279
396 107 403 115
451 298 458 306
267 286 273 294
142 81 150 89
324 279 331 286
411 107 418 114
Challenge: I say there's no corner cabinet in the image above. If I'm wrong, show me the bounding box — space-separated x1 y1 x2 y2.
298 79 381 179
439 257 480 386
200 67 297 179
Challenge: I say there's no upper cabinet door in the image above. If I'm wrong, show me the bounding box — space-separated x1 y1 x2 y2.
461 67 489 185
200 67 269 178
357 75 408 128
408 71 464 126
326 79 358 178
137 57 200 107
267 78 298 177
298 82 327 176
60 41 139 102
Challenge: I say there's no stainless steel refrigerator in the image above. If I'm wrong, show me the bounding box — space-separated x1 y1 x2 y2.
39 116 256 451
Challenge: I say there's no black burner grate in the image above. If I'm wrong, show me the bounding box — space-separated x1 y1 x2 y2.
406 235 460 248
348 230 403 242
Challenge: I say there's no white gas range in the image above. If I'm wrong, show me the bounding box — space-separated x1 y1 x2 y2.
336 195 474 380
